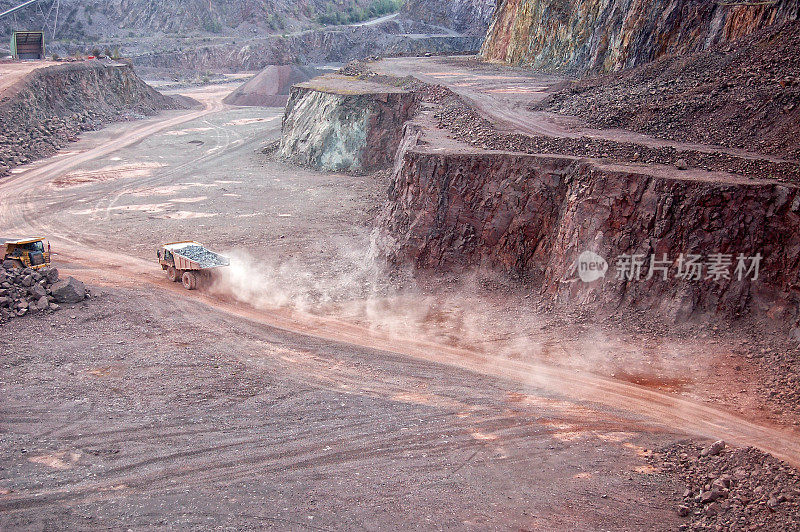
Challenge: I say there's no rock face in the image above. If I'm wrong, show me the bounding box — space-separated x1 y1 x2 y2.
279 78 416 173
400 0 497 35
378 126 800 320
134 27 483 74
0 61 183 177
0 0 385 37
480 0 800 73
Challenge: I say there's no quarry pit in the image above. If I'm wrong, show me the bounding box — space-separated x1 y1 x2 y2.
2 15 800 532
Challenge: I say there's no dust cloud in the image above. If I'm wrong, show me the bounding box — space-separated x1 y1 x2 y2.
208 244 695 384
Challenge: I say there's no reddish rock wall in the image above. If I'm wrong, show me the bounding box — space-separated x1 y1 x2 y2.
379 136 800 319
480 0 800 73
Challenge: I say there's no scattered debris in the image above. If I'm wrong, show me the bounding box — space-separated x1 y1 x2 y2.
653 442 800 530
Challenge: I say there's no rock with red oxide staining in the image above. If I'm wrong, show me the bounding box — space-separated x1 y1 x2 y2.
480 0 799 73
378 128 800 320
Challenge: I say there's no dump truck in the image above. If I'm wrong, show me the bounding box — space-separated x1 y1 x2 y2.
157 241 229 290
1 237 51 270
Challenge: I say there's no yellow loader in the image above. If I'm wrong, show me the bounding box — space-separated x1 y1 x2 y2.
1 237 51 270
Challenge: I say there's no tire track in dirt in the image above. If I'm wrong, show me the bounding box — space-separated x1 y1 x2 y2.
39 243 800 469
1 408 480 510
1 403 638 512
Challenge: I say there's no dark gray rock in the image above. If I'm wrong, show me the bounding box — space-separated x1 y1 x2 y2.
43 267 59 283
36 296 49 310
2 259 21 269
51 277 86 303
30 283 47 298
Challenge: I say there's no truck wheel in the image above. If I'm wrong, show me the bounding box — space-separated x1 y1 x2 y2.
167 266 181 282
182 271 198 290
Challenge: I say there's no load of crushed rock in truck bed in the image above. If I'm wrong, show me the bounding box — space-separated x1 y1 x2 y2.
175 245 229 268
0 262 88 324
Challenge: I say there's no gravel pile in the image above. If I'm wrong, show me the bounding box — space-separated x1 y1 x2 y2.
175 245 229 268
536 20 800 161
652 441 800 530
0 263 88 324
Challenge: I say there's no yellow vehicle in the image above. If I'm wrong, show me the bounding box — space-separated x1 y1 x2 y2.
1 237 51 270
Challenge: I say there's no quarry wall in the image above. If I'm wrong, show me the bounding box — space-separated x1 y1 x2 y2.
279 83 416 173
480 0 800 72
400 0 497 35
379 132 800 319
133 28 483 74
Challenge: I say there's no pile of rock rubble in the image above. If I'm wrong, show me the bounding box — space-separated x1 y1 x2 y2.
653 440 800 530
0 262 88 324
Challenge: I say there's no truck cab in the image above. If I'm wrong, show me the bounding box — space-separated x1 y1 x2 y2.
1 237 51 270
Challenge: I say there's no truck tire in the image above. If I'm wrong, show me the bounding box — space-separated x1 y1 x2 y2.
182 271 198 290
167 266 181 282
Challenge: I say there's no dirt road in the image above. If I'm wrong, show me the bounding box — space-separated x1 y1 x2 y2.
0 61 60 95
371 56 796 165
0 79 798 528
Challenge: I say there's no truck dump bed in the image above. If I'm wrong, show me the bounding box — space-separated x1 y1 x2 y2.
164 242 230 270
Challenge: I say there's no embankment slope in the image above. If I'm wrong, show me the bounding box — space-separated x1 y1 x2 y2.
0 61 184 177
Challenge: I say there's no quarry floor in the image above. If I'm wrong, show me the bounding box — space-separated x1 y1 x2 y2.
0 73 799 528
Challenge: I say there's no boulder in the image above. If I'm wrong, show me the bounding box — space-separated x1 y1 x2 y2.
43 267 59 284
36 296 49 310
30 283 47 299
701 440 726 457
2 259 21 269
51 277 86 303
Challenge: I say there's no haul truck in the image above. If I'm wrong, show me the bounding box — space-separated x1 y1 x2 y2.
1 237 51 270
157 241 229 290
